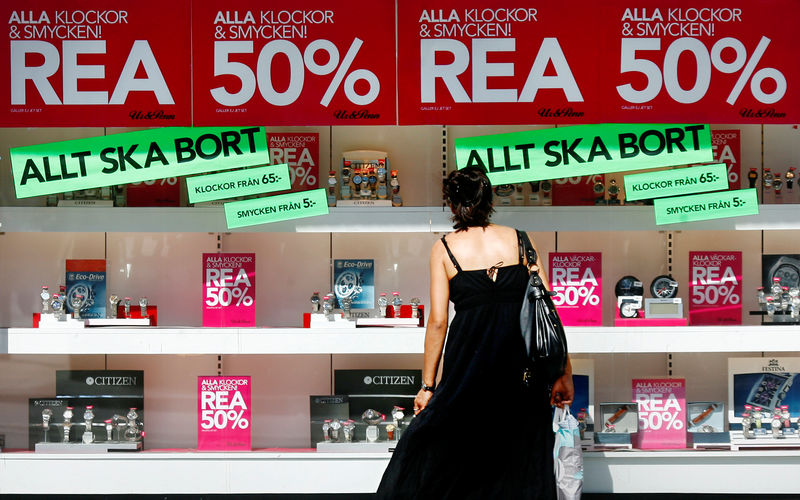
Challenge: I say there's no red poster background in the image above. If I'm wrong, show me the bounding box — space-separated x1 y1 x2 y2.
126 178 181 207
688 251 742 325
398 0 800 124
0 1 191 126
710 130 741 190
268 132 320 192
552 175 605 206
192 2 396 125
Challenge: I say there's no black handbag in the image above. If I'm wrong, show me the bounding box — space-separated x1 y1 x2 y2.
517 230 568 385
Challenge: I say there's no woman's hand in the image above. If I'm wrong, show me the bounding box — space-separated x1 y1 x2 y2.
413 389 434 415
550 373 574 408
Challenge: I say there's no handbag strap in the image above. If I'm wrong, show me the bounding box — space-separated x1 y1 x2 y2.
516 230 537 269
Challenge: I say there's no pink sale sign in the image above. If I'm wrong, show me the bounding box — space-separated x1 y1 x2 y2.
633 378 686 449
198 376 251 451
202 253 256 327
549 252 602 326
688 251 742 325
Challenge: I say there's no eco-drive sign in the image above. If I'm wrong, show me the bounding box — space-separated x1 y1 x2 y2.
10 127 268 198
455 123 713 185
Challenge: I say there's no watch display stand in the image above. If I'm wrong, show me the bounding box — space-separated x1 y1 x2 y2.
687 401 731 449
316 440 396 453
34 314 86 329
35 440 142 453
594 403 638 449
304 312 354 329
613 309 687 327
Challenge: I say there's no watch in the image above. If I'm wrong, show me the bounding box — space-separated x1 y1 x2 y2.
650 275 679 298
421 383 435 393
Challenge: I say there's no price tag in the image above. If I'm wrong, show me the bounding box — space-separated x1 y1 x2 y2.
624 164 728 201
549 252 602 326
654 188 758 225
633 378 686 449
187 164 291 204
689 251 742 325
197 376 251 451
224 188 328 228
202 253 255 327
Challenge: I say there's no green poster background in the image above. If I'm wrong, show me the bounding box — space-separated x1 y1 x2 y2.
224 189 329 229
186 164 291 204
455 124 713 185
11 127 268 198
654 188 759 225
624 164 729 201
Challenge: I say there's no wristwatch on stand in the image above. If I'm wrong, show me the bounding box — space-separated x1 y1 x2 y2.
747 168 758 189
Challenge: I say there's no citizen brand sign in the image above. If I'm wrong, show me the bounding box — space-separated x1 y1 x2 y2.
85 376 138 386
335 369 422 397
57 370 144 398
363 375 416 386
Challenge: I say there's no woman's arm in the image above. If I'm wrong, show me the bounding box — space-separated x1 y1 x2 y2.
414 241 450 414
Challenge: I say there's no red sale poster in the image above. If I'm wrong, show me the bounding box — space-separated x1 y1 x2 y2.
202 253 256 327
192 2 396 125
398 1 800 124
0 1 191 126
633 378 686 449
688 251 742 325
692 130 741 190
125 178 181 207
268 133 320 192
198 376 251 451
549 252 602 326
552 175 605 206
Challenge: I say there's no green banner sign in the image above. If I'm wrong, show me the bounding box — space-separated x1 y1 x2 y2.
654 188 759 225
186 164 291 204
624 163 729 201
224 188 329 229
455 124 713 185
10 127 268 199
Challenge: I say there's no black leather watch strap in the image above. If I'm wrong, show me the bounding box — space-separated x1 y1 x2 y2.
421 383 435 393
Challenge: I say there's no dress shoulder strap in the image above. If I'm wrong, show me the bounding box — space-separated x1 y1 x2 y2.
440 235 462 272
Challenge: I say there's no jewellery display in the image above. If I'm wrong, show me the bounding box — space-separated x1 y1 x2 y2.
541 180 553 206
108 295 120 319
774 173 784 194
391 292 402 317
40 286 50 314
390 406 405 441
71 294 84 320
378 293 388 318
310 292 321 313
410 298 421 319
62 407 73 443
787 167 796 190
362 409 383 443
607 179 620 205
747 167 758 188
763 168 774 188
329 419 342 442
123 297 132 318
139 297 149 318
615 276 643 319
755 274 800 323
336 152 401 207
82 406 95 444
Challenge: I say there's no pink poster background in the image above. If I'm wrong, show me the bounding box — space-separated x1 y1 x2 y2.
202 253 256 327
688 251 742 325
197 376 251 451
549 252 602 326
633 378 686 449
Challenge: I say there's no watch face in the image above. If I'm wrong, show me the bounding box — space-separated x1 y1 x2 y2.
541 181 552 192
593 182 605 194
615 276 644 296
328 177 337 186
620 301 639 318
353 175 362 185
773 263 800 289
650 275 679 298
608 184 620 195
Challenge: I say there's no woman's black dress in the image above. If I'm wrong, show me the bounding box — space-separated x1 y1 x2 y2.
376 234 556 499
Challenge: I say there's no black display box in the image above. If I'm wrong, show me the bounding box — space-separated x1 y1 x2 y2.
309 395 350 447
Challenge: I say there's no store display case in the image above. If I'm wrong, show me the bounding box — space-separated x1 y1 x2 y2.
2 123 800 496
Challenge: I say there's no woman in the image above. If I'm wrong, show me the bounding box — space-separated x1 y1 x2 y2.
376 166 574 499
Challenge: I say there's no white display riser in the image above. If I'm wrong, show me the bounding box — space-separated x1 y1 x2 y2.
3 204 800 233
2 450 800 494
4 325 800 355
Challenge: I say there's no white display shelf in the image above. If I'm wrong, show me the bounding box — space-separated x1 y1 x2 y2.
2 449 800 494
2 204 800 233
3 325 800 355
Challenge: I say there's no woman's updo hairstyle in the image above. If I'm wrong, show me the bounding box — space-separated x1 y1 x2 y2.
443 166 494 231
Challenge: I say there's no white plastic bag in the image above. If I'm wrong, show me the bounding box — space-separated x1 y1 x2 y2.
553 406 584 500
